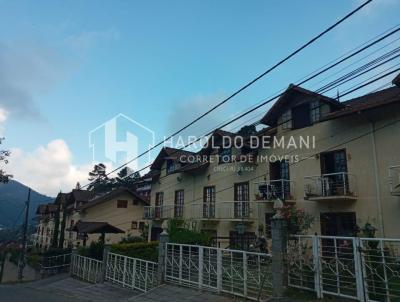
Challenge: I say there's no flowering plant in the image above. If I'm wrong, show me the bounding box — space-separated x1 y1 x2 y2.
279 205 314 235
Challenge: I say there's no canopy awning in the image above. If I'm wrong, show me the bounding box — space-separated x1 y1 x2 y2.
67 221 124 234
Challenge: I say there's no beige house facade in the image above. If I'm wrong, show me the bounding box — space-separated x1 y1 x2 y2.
145 78 400 246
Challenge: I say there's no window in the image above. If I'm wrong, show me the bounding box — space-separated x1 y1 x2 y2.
139 222 145 230
133 199 139 206
218 147 232 164
131 221 138 229
310 100 320 123
155 192 164 219
282 109 292 129
203 186 216 218
234 182 250 219
117 200 128 208
292 103 311 129
174 190 184 218
166 159 175 174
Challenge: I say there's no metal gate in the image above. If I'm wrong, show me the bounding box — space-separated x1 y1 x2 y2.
288 235 400 302
165 243 272 301
105 252 158 292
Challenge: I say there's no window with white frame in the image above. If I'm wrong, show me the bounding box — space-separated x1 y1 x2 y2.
310 100 320 123
282 110 292 129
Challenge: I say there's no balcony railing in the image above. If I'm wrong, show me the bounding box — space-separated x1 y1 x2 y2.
254 179 295 201
143 204 184 220
389 165 400 196
304 172 357 201
191 201 256 220
144 201 257 221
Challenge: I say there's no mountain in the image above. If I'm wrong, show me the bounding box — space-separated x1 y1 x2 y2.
0 180 54 229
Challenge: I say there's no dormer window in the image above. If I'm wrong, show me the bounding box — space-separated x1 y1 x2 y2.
310 100 320 123
219 147 232 164
282 110 292 129
166 159 176 174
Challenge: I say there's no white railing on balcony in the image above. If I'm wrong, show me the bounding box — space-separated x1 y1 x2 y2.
254 179 295 201
389 165 400 196
193 201 256 220
143 204 183 220
145 201 257 221
304 172 357 200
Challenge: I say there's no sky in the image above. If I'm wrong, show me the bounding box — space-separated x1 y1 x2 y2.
0 0 400 196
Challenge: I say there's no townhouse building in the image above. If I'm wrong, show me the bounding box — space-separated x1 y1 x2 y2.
34 203 59 250
144 75 400 246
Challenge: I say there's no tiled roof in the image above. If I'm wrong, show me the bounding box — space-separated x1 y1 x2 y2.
67 221 124 234
321 86 400 121
79 187 148 211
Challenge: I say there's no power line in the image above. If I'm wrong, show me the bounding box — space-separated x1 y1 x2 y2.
104 40 400 188
79 0 372 188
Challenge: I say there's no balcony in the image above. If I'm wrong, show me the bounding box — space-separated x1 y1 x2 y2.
144 201 257 222
254 179 295 202
389 165 400 196
191 201 257 222
304 172 357 202
143 205 176 220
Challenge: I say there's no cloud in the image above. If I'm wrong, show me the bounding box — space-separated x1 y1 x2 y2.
65 29 120 55
0 107 8 136
0 41 66 120
7 139 96 196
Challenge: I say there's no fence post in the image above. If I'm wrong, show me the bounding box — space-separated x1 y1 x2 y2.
101 245 110 283
70 248 77 276
312 235 322 299
198 246 203 289
157 228 169 284
217 249 222 293
271 214 288 298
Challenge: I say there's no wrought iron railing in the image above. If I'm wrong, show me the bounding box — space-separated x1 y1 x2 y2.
105 252 158 292
288 235 400 302
165 243 272 301
304 172 357 199
70 254 103 283
254 179 295 201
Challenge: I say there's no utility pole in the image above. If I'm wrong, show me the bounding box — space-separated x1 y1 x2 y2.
18 187 31 281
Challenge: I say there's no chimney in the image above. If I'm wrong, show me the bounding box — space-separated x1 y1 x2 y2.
393 73 400 87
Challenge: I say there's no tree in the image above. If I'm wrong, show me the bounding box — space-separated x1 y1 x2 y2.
87 163 112 193
0 138 12 183
115 166 140 188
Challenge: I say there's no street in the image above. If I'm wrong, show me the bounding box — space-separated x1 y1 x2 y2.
0 284 89 302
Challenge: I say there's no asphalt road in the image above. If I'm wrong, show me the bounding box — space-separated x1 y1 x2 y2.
0 284 89 302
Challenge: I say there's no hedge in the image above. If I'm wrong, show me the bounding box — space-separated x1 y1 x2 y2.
111 241 158 262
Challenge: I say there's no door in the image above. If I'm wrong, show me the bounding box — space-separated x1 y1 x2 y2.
174 190 184 218
269 161 290 199
320 212 357 236
320 150 348 196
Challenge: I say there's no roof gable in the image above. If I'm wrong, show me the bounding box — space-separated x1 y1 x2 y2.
150 147 195 170
260 85 343 126
79 187 148 211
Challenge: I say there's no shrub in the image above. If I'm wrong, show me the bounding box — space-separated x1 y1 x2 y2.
111 241 158 262
168 218 212 246
119 234 144 244
280 205 314 235
78 241 104 260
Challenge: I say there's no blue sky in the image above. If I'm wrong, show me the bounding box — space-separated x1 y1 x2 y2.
1 0 399 195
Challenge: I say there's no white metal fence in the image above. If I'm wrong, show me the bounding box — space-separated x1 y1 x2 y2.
165 243 272 301
105 252 158 292
288 235 400 302
70 254 103 283
40 253 71 270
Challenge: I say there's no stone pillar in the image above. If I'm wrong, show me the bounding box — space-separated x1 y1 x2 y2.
271 214 288 298
100 245 111 283
157 229 169 284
